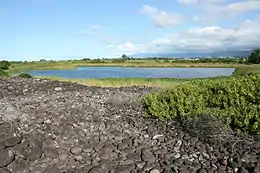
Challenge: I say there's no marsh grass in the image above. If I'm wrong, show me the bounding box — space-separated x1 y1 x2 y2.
36 77 191 88
36 76 230 88
232 64 260 75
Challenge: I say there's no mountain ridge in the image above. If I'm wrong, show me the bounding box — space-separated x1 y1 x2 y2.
131 50 253 58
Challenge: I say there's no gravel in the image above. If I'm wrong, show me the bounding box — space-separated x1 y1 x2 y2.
0 77 260 173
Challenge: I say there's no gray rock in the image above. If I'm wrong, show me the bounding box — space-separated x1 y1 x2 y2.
150 169 160 173
141 153 156 163
136 161 146 169
88 165 106 173
43 166 60 173
0 142 6 151
118 143 128 150
0 150 15 168
152 134 164 140
82 146 94 153
54 87 62 91
5 136 21 147
114 164 134 173
70 146 82 155
0 168 11 173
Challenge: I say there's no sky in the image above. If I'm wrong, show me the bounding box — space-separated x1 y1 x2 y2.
1 0 260 61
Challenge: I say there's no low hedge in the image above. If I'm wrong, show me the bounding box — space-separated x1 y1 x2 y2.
142 74 260 135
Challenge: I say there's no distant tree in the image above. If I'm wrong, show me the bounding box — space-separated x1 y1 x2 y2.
121 54 128 59
0 60 11 70
248 49 260 64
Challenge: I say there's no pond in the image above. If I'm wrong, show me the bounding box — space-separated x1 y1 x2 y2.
28 67 235 79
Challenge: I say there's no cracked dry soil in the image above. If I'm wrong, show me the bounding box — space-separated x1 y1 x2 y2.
0 77 260 173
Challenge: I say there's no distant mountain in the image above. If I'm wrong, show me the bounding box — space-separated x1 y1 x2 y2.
132 50 253 58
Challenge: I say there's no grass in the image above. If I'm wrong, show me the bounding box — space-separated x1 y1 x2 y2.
232 64 260 75
37 76 231 88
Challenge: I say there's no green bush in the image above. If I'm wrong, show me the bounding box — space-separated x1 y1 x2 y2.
18 73 32 78
0 60 11 70
142 74 260 135
0 69 9 77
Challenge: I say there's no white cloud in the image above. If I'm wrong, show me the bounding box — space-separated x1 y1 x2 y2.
176 0 260 24
139 5 184 27
117 20 260 54
117 42 148 54
203 1 260 18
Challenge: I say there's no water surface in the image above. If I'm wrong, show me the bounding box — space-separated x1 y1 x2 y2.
28 67 235 79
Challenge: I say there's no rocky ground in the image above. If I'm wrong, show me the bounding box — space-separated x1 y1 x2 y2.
0 77 260 173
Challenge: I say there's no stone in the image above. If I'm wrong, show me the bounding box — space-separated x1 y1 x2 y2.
0 142 6 151
0 150 15 168
126 153 141 161
141 153 156 163
43 166 61 173
136 161 146 169
29 144 42 161
118 143 128 150
4 136 21 147
70 146 82 155
202 152 210 160
150 169 160 173
82 146 94 153
54 87 62 91
152 134 164 140
220 157 228 166
238 167 249 173
197 168 207 173
253 165 260 173
114 164 134 173
88 165 106 173
0 168 11 173
11 163 31 173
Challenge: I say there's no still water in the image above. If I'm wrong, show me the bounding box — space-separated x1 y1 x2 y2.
28 67 235 79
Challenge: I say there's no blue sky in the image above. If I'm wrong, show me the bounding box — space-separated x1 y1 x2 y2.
1 0 260 61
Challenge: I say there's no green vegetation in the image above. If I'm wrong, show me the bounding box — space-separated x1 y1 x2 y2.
0 60 11 77
0 60 11 70
41 76 231 88
248 48 260 64
0 69 9 77
142 74 260 135
18 73 32 78
233 65 260 76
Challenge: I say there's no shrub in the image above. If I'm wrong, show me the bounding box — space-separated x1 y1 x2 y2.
18 73 32 78
0 69 9 77
0 60 11 70
142 74 260 135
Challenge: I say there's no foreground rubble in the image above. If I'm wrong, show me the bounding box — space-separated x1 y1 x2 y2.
0 77 260 173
